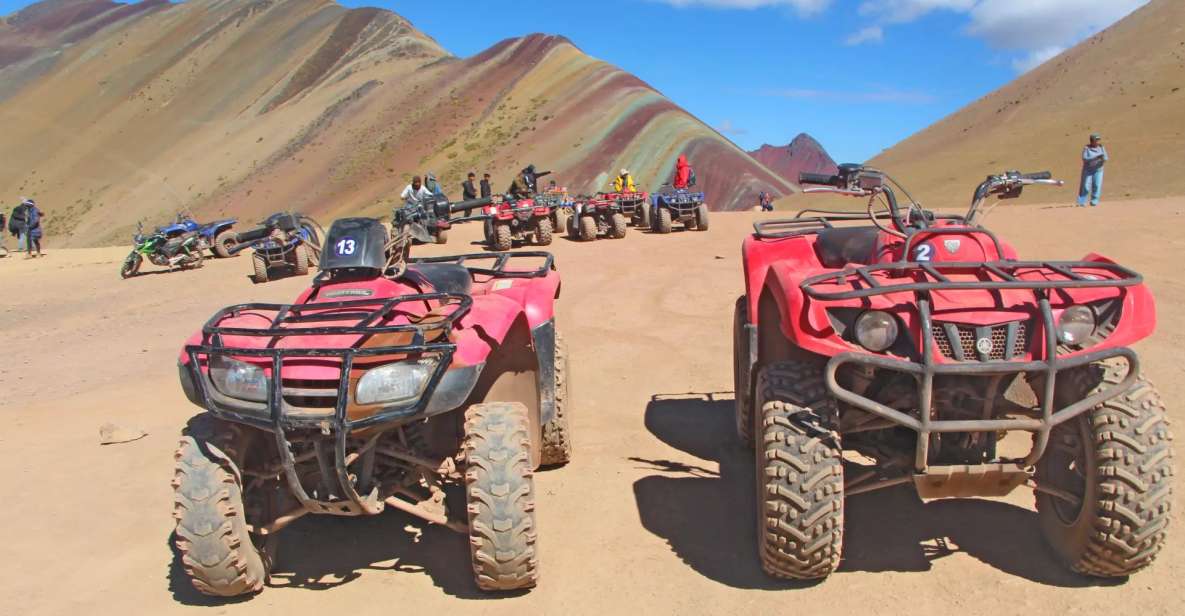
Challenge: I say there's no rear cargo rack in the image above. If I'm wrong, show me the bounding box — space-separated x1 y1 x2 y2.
753 217 836 239
410 251 555 279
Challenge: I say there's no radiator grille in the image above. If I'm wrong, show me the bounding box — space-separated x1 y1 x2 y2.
932 321 1028 361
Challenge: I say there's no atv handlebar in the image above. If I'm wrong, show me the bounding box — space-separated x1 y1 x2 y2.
1021 171 1052 180
448 197 491 214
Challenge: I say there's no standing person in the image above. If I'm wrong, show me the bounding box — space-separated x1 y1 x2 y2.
672 154 695 189
10 199 28 252
1078 133 1108 207
480 173 492 198
22 198 43 258
462 172 478 200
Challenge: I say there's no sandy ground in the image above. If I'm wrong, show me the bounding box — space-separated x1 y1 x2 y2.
1 199 1183 615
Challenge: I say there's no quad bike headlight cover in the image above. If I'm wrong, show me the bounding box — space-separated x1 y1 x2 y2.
854 310 899 352
355 358 437 406
209 355 269 402
1057 305 1096 345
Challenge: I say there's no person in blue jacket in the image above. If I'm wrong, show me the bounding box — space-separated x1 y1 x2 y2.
1078 133 1108 207
21 198 44 258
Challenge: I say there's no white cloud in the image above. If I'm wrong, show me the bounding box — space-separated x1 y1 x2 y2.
654 0 832 16
716 119 749 135
858 0 975 23
1010 45 1064 73
844 25 884 45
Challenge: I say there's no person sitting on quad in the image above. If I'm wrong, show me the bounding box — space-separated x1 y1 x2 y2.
400 176 433 208
673 154 695 189
613 169 637 193
509 164 541 198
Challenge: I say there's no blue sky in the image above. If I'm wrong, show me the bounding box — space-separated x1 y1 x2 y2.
1 0 1147 162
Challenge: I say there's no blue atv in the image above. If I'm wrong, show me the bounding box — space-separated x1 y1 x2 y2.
650 185 709 233
229 212 323 283
156 214 238 258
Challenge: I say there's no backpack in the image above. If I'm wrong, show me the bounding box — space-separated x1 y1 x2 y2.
688 168 697 188
9 205 26 234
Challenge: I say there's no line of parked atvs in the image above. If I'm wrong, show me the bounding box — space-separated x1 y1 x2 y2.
121 182 708 282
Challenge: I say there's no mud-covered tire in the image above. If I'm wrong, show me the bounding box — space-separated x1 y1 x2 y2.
188 249 205 270
1035 361 1174 577
212 230 236 258
694 204 710 231
578 215 598 242
733 296 753 447
491 223 513 251
252 252 269 284
292 243 309 276
541 333 572 466
565 213 578 240
535 217 554 246
639 203 652 229
754 360 843 580
464 402 539 591
653 207 673 234
121 253 142 279
483 218 494 244
172 422 268 597
435 228 449 245
609 212 627 239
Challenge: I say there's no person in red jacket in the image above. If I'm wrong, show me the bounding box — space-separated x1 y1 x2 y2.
672 154 695 189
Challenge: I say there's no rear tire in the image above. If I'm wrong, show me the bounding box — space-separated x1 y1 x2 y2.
694 204 710 231
252 253 269 284
535 217 554 246
492 222 513 251
578 215 597 242
292 244 310 276
435 228 449 245
541 333 572 466
1035 361 1174 577
609 213 627 239
754 360 843 580
464 402 539 591
566 213 579 240
172 421 268 597
733 297 753 447
212 230 236 258
653 207 672 234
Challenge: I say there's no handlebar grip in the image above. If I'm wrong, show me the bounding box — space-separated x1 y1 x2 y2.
1021 171 1052 180
449 197 491 213
799 172 839 186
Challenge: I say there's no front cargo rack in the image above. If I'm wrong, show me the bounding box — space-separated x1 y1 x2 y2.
410 251 555 279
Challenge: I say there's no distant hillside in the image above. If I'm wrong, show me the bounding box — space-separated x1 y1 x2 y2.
870 0 1185 209
0 0 794 246
749 133 837 186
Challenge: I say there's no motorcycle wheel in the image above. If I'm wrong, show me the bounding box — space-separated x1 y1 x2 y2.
121 253 143 279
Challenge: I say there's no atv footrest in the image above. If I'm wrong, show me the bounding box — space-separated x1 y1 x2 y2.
913 463 1029 499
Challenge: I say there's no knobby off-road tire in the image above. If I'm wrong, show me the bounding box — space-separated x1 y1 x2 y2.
212 230 236 258
733 296 753 447
172 421 268 597
754 360 844 580
1035 361 1174 577
464 402 540 591
435 228 449 245
292 243 310 276
639 203 652 229
492 223 513 251
578 215 598 242
553 210 568 238
609 212 628 239
653 207 673 234
252 252 269 284
541 333 572 466
694 204 710 231
483 218 494 244
189 249 205 270
535 217 554 246
121 253 142 279
566 213 579 240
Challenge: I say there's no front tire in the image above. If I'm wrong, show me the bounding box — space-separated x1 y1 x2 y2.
694 204 710 231
732 297 753 446
435 228 449 245
653 207 673 234
535 217 554 246
252 252 269 284
541 333 572 466
464 402 539 591
1035 361 1174 577
121 253 142 279
566 213 579 240
639 203 652 229
492 222 513 251
609 212 627 239
172 423 268 597
292 243 310 275
754 360 844 580
578 215 597 242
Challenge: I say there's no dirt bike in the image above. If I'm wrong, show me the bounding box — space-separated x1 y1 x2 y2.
120 222 203 278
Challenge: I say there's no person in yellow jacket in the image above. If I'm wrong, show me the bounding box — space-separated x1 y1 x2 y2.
613 168 637 193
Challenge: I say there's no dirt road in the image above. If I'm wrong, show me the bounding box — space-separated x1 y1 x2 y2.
1 200 1182 615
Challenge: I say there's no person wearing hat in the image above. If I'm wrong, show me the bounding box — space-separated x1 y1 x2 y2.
613 168 636 193
1078 133 1109 207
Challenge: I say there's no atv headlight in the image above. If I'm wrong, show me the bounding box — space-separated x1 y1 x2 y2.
1057 305 1096 345
355 359 437 406
854 311 899 352
209 356 269 402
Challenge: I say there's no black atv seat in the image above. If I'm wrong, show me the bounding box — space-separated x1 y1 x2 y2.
404 263 473 296
235 225 271 243
815 226 881 269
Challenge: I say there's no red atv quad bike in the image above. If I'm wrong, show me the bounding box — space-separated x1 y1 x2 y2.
733 163 1172 580
172 201 572 597
566 194 628 242
484 194 558 251
599 191 651 228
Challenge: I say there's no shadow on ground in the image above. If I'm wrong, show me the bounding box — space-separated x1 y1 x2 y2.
632 393 1119 590
168 507 518 604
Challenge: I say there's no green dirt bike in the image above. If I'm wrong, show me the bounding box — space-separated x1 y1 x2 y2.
120 222 204 278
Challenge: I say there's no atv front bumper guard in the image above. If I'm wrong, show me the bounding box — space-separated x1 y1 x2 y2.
803 259 1143 473
653 191 704 217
